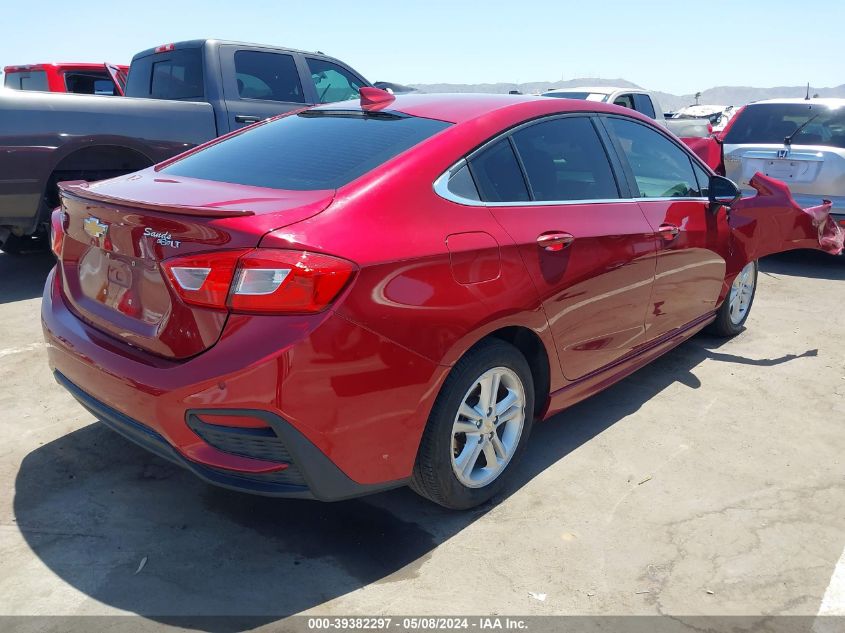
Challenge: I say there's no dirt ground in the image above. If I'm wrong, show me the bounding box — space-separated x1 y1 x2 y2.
0 249 843 628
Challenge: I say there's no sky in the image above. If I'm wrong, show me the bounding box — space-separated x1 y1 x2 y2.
3 0 843 95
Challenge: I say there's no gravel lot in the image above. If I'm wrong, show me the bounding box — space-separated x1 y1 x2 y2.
0 249 843 626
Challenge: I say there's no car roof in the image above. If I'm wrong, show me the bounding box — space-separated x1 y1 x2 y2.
543 86 639 95
749 97 845 107
131 39 337 61
315 92 653 125
3 63 119 72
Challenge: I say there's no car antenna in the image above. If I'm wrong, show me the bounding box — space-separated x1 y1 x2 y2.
784 112 820 146
805 82 811 100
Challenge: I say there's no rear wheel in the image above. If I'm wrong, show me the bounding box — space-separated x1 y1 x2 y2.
707 260 758 337
411 339 534 509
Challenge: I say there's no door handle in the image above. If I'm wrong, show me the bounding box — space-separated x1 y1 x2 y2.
235 115 263 124
657 223 680 241
537 231 575 252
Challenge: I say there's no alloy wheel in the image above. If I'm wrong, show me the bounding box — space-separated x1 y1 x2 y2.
729 262 756 325
450 367 526 488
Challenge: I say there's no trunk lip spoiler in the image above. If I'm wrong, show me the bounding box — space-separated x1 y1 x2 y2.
57 180 256 218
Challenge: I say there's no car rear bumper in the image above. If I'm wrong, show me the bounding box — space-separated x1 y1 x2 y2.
54 371 405 500
42 267 445 499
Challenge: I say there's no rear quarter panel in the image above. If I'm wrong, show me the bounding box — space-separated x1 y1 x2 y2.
259 112 567 393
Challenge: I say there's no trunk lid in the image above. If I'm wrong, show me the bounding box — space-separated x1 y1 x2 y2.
56 170 334 359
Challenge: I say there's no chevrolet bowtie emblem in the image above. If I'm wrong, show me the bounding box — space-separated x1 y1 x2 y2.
83 216 108 239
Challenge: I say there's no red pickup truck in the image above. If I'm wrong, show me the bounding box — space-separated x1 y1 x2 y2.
3 63 128 96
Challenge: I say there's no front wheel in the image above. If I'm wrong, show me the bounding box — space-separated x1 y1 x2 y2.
411 339 534 509
707 260 758 337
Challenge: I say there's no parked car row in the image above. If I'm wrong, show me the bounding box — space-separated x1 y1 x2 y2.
0 39 371 253
541 86 712 138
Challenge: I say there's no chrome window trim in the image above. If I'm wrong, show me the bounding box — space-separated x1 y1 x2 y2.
433 158 709 208
432 111 711 208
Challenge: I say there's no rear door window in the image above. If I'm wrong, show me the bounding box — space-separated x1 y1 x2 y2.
161 111 450 190
306 58 365 103
64 72 118 95
445 164 481 201
633 93 656 118
511 116 619 201
606 117 703 198
468 139 530 202
127 49 204 100
613 94 635 110
234 50 304 103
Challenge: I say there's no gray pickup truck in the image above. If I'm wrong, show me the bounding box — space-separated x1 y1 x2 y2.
0 39 371 253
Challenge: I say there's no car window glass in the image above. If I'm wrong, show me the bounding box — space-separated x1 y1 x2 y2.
64 72 117 95
307 58 364 103
543 92 609 102
468 139 530 202
692 162 711 197
633 93 656 118
234 51 304 103
162 111 450 190
722 103 845 149
511 117 619 201
149 49 204 100
447 164 480 201
613 94 635 110
607 117 701 198
4 71 48 91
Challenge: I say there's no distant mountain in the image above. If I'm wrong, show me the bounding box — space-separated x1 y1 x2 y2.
408 78 845 111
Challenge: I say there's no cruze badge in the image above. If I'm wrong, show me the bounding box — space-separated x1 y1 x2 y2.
144 227 182 248
83 216 108 239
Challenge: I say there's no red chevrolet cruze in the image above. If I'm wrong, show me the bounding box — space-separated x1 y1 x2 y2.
43 89 840 509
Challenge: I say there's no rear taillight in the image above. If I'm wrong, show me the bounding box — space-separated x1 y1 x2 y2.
163 249 246 309
162 249 355 314
50 209 67 258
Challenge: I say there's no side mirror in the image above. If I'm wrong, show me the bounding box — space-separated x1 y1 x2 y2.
708 175 741 213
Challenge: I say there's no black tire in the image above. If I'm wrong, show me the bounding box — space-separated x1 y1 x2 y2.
0 232 26 255
706 260 758 337
411 339 535 509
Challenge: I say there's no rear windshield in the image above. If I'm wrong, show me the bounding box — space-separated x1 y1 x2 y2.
161 111 451 190
724 103 845 148
64 71 117 95
125 48 204 100
4 70 48 91
544 92 608 102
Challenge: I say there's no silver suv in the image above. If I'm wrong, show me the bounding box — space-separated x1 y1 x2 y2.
722 98 845 227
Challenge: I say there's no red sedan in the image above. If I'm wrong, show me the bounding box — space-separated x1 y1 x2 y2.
43 89 842 509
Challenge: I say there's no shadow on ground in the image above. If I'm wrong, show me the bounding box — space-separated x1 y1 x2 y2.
12 250 833 630
0 251 55 304
759 249 844 281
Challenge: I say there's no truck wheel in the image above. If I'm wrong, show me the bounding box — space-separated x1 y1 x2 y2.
0 231 47 256
411 339 534 509
0 232 26 255
707 261 758 337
